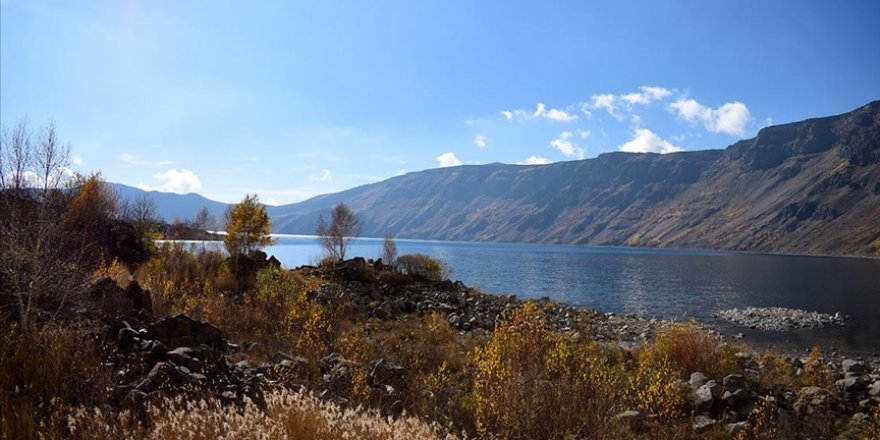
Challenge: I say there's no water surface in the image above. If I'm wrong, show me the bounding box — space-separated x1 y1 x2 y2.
260 235 880 355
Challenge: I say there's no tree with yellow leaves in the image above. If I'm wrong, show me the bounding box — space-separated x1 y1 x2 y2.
223 194 275 257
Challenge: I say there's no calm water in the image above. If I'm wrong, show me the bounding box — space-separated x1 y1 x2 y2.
258 235 880 355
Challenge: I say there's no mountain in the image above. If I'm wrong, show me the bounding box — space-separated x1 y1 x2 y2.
110 183 229 222
270 101 880 256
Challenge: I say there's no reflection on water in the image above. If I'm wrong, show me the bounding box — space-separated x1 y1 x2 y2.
256 235 880 354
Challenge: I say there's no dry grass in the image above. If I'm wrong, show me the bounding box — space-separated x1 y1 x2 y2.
641 322 744 379
0 320 111 440
49 389 458 440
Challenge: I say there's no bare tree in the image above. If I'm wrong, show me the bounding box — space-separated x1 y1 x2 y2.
120 193 160 235
0 120 82 327
316 202 362 261
382 233 397 267
192 206 218 232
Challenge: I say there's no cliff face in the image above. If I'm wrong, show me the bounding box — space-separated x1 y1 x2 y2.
269 101 880 256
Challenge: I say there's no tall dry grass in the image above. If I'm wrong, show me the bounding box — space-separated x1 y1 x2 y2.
50 389 458 440
0 320 111 440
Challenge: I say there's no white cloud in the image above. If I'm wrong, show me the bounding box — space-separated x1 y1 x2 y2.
590 94 622 120
619 128 683 154
669 98 751 136
473 135 487 148
320 169 332 181
71 154 84 165
517 156 551 165
119 152 175 166
550 131 585 159
264 198 279 206
436 152 462 168
500 103 578 122
620 86 672 105
137 168 202 193
577 129 591 139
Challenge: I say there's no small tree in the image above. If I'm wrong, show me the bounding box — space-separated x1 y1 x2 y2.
223 194 275 257
316 202 361 261
382 233 397 267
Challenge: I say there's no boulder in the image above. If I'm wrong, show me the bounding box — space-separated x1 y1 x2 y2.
842 359 867 374
839 376 868 393
723 374 747 393
689 385 714 414
368 359 406 391
689 372 709 389
692 415 716 433
614 410 643 431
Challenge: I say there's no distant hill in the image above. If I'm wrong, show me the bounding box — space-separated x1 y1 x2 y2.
110 183 229 223
269 101 880 256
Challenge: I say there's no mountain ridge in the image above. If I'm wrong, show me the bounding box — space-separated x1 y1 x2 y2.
269 100 880 256
117 101 880 256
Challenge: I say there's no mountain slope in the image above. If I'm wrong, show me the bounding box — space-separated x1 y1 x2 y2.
271 101 880 256
110 183 229 222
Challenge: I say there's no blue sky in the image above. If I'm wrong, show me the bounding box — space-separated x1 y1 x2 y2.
2 1 878 205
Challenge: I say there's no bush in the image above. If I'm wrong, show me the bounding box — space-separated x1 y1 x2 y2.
471 302 624 439
640 322 742 380
396 254 452 281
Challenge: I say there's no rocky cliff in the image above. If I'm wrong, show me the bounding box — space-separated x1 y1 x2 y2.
270 101 880 256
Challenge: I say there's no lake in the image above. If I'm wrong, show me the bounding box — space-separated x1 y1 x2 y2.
254 235 880 355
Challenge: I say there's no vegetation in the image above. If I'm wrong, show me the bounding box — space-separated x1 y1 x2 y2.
316 202 362 261
1 122 876 440
397 253 453 281
223 193 275 257
382 233 398 266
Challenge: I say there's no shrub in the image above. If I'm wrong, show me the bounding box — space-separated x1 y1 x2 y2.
471 302 623 439
640 322 741 380
396 254 452 281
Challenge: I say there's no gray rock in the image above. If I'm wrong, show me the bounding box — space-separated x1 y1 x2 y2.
692 415 716 432
869 381 880 397
166 347 194 366
705 380 724 399
723 374 747 393
689 372 709 389
690 385 714 414
147 361 179 386
842 359 866 374
614 410 643 430
737 400 757 418
726 422 746 436
839 376 868 392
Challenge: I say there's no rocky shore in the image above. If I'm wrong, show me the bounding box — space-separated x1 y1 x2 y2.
81 257 879 434
717 307 847 332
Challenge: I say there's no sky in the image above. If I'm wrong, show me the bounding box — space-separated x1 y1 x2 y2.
2 1 879 205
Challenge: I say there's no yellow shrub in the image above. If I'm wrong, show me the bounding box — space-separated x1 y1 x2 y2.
735 397 778 440
800 346 834 389
642 322 740 379
628 355 686 421
471 301 621 440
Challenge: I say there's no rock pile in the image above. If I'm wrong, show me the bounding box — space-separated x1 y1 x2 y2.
718 307 846 331
302 257 670 345
836 359 880 415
